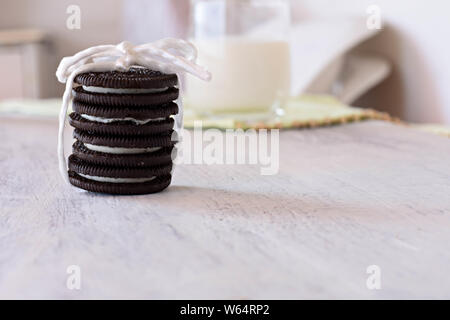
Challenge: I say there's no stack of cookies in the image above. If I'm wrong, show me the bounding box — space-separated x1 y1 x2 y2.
67 67 179 195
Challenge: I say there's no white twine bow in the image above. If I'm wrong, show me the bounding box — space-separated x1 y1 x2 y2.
56 38 211 184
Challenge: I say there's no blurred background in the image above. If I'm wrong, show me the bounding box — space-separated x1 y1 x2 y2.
0 0 449 124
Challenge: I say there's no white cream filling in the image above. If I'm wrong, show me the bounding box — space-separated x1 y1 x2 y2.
82 86 168 94
84 143 162 154
78 173 156 183
80 114 166 125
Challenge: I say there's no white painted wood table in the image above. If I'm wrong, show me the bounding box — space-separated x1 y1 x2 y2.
1 117 450 299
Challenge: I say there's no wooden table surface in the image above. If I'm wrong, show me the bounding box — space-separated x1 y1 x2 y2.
1 117 450 299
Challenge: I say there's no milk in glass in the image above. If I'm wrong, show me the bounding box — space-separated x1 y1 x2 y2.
186 38 290 113
186 0 291 114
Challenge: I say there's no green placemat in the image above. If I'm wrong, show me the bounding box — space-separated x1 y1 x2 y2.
2 96 450 138
184 94 394 129
411 124 450 138
0 98 63 119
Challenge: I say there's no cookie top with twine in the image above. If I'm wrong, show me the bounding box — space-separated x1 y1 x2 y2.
56 38 211 185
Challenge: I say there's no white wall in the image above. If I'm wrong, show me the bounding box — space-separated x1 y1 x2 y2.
123 0 450 124
292 0 450 123
0 0 123 96
0 0 188 97
123 0 190 43
1 0 449 123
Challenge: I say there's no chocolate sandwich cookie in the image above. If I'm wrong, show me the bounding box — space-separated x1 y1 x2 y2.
73 67 179 107
72 86 179 107
69 113 175 136
73 129 177 148
68 155 172 195
68 154 172 178
68 171 172 195
72 141 175 167
74 68 178 89
72 100 179 120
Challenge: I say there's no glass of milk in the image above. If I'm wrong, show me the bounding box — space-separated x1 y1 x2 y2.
186 0 291 117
